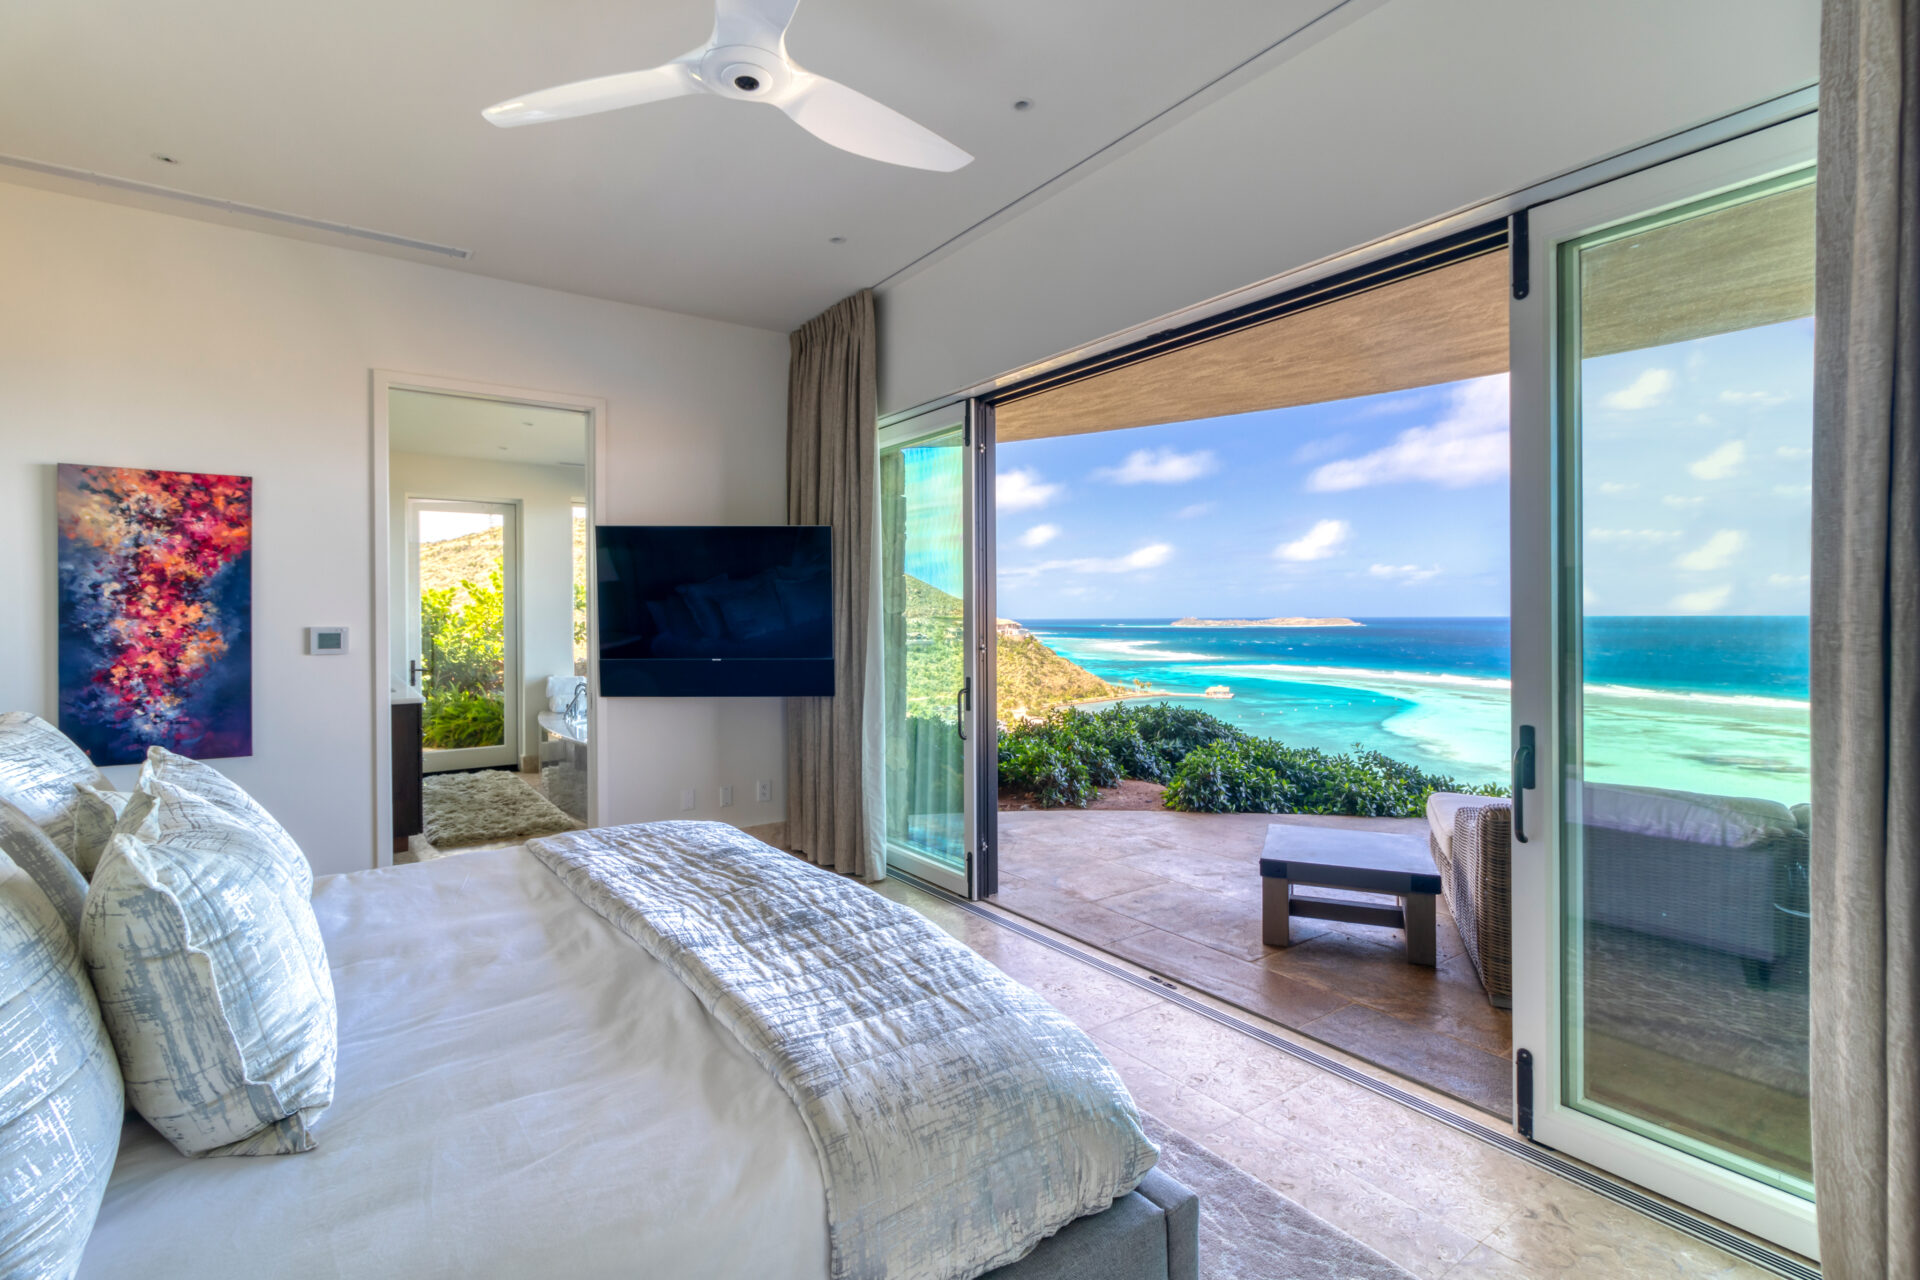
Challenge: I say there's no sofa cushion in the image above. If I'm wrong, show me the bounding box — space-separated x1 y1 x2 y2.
1583 784 1800 848
1426 792 1499 866
0 848 124 1280
81 781 335 1157
0 711 110 864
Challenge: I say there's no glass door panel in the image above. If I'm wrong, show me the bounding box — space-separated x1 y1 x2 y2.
1510 115 1818 1256
879 413 976 892
407 498 520 773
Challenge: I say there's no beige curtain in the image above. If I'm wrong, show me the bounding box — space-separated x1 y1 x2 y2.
1811 0 1919 1273
786 290 884 880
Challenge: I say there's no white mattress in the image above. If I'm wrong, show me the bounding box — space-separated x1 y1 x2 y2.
78 846 831 1279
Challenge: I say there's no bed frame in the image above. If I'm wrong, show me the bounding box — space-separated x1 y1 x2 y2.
987 1167 1199 1280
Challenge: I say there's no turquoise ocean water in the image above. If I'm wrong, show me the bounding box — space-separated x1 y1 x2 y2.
1025 617 1811 803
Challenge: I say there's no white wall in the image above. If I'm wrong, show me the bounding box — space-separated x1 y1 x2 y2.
388 452 585 766
877 0 1820 415
0 180 791 876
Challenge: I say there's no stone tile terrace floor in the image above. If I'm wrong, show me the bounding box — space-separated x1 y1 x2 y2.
991 809 1513 1115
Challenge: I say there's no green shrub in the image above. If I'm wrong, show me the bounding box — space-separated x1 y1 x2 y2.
421 569 506 697
998 732 1096 808
422 690 506 750
1161 739 1285 813
997 699 1505 816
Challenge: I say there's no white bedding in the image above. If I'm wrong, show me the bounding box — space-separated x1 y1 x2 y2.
78 846 831 1280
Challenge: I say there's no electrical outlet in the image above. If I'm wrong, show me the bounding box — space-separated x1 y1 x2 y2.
755 779 771 804
719 785 734 808
679 788 696 812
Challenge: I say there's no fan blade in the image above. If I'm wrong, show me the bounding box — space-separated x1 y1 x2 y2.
713 0 803 48
483 60 699 128
779 72 971 171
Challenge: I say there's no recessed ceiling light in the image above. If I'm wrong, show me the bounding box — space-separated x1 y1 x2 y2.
150 153 181 165
828 236 846 244
1012 99 1033 112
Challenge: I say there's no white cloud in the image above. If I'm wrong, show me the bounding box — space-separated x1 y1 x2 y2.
1005 543 1174 578
1095 447 1217 485
1590 528 1682 543
1368 563 1442 584
1776 446 1812 460
1688 440 1747 480
1307 375 1508 491
1671 585 1733 613
1675 529 1748 572
1769 572 1810 587
1275 519 1350 562
1018 523 1059 548
1721 390 1789 408
1602 368 1675 411
997 468 1061 511
1773 484 1813 499
1597 481 1639 496
1176 502 1215 519
1661 494 1706 509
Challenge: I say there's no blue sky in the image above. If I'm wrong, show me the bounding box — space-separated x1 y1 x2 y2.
989 317 1813 620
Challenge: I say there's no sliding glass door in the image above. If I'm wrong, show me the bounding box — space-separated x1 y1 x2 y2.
1509 116 1817 1255
878 405 984 894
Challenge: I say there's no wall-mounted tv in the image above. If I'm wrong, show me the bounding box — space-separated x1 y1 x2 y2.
596 525 833 697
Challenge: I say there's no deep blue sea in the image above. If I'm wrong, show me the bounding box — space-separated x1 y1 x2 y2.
1023 616 1810 800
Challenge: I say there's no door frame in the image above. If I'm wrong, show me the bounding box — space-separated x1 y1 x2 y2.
369 370 608 869
876 401 985 896
404 496 522 773
1507 115 1818 1258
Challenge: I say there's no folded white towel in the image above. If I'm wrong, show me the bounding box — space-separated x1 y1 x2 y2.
545 676 587 713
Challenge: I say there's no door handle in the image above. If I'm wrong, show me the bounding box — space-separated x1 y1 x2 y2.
409 659 422 688
955 679 969 741
1512 724 1536 844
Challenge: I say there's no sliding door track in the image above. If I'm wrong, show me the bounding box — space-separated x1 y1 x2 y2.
896 875 1818 1280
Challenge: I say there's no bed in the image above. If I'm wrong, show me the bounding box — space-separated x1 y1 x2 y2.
74 832 1199 1280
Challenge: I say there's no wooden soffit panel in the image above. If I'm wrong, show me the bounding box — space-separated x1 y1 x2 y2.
996 250 1509 443
1579 180 1814 358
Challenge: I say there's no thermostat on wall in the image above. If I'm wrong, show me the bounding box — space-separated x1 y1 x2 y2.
305 627 349 655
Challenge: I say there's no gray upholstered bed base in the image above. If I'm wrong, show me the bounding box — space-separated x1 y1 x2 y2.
984 1167 1200 1280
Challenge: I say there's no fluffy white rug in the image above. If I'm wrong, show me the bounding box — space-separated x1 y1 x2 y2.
422 770 580 849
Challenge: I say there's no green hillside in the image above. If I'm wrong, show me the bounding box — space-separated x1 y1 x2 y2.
903 576 1117 721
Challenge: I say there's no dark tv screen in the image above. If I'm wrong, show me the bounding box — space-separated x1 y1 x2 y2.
596 525 833 697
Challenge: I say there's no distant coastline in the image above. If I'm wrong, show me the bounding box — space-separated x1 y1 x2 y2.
1170 616 1362 629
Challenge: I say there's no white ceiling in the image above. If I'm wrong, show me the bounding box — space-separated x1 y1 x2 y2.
0 0 1345 332
389 389 589 466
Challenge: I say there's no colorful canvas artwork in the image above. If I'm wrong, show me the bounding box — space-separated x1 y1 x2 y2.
56 464 253 766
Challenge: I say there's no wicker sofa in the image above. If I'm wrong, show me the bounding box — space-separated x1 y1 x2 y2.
1427 785 1811 1008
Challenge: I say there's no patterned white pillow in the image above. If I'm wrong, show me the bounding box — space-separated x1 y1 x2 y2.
0 796 88 937
82 780 336 1157
121 747 310 892
70 784 131 881
0 849 124 1279
0 712 109 864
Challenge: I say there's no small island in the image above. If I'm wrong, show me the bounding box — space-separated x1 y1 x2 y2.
1171 616 1362 628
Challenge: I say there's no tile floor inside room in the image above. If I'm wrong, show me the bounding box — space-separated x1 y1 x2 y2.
873 876 1800 1280
991 809 1514 1114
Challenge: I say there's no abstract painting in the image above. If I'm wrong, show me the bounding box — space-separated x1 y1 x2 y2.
57 464 253 765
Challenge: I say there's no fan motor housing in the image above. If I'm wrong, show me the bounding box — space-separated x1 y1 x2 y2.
702 46 787 99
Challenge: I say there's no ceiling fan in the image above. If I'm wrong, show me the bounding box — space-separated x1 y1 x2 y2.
482 0 972 172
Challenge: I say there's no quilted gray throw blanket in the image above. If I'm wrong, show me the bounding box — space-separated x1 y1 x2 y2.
527 821 1158 1280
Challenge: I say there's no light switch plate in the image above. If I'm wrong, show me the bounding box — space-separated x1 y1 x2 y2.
679 788 696 812
305 626 349 655
719 786 734 808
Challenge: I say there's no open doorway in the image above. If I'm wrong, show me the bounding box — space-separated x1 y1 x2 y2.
380 384 595 864
981 246 1520 1114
